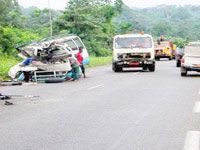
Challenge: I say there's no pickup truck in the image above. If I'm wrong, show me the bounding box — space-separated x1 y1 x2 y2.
181 42 200 76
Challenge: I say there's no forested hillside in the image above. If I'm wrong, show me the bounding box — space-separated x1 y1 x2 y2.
115 4 200 41
1 0 200 56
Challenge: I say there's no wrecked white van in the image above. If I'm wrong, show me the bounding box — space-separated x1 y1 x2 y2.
9 35 89 81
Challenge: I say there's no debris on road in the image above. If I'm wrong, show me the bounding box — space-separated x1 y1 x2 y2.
4 101 14 106
0 93 40 106
0 81 22 86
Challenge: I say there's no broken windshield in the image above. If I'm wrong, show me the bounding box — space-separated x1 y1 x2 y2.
115 37 152 49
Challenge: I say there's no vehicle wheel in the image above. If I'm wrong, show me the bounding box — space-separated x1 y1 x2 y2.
112 63 122 72
148 64 155 72
176 61 181 67
44 78 65 83
155 57 160 61
181 67 187 76
169 57 172 60
142 65 148 71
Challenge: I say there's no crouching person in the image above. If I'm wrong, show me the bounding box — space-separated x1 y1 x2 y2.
69 55 81 81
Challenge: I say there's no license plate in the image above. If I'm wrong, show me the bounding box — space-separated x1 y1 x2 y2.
130 62 140 66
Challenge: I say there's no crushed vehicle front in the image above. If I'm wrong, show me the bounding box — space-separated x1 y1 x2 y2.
9 40 73 81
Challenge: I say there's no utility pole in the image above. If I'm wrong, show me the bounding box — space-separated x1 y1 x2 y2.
48 0 53 37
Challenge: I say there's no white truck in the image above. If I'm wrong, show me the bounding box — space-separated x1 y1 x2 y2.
112 33 155 72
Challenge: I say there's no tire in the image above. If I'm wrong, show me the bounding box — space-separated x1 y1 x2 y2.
169 57 172 60
181 67 187 76
176 60 181 67
112 63 122 72
148 64 155 72
155 57 160 61
44 78 65 83
142 65 148 71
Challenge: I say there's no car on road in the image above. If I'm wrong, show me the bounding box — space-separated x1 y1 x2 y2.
175 48 184 67
112 33 155 72
181 42 200 76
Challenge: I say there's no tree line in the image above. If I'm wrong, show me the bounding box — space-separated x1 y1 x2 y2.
0 0 199 56
0 0 123 56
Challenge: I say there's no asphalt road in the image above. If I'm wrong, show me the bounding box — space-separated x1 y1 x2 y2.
1 60 200 150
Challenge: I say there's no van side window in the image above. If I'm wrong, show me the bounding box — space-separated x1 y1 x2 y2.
73 38 84 49
65 40 78 51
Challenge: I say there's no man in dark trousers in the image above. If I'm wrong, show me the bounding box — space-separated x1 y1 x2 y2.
76 48 86 78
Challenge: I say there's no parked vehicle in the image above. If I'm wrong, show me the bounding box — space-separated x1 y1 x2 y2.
181 42 200 76
9 35 89 81
175 48 184 67
112 33 155 72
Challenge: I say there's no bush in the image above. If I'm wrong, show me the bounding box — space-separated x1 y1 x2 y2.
84 39 112 57
0 26 41 55
93 48 112 57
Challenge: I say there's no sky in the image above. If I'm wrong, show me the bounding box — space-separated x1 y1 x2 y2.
18 0 200 10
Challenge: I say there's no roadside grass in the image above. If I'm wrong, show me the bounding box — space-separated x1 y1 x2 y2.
0 55 112 80
0 55 20 80
88 56 112 68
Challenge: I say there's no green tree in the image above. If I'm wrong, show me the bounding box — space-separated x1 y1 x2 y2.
0 0 23 28
56 0 122 56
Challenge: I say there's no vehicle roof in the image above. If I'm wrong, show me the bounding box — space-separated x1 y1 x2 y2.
114 34 153 39
185 44 200 56
17 35 80 49
188 42 200 46
41 35 79 42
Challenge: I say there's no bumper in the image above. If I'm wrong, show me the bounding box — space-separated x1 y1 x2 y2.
114 60 155 68
182 65 200 72
155 54 171 58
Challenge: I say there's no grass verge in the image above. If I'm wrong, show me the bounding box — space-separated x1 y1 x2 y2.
88 56 112 68
0 55 20 80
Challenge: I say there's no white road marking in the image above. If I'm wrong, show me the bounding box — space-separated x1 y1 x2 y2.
198 89 200 96
87 84 104 90
183 131 200 150
193 101 200 113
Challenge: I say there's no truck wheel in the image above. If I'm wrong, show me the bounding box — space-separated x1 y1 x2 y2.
45 78 65 83
143 65 148 71
112 63 122 72
176 61 181 67
181 67 187 76
148 64 155 72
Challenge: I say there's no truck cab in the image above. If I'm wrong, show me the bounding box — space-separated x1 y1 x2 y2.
112 33 155 72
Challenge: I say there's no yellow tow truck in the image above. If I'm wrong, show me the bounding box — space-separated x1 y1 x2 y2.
154 38 176 60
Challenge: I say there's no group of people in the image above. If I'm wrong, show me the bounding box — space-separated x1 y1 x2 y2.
66 48 86 81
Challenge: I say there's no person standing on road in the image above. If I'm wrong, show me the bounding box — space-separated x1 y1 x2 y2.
76 48 86 78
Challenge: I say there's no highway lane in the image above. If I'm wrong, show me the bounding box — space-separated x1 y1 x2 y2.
1 60 200 150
